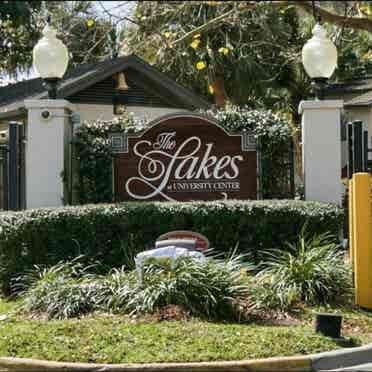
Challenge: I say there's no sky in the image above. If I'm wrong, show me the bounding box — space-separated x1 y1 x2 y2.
2 1 135 85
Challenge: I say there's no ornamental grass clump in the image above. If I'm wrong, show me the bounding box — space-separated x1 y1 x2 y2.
17 255 250 320
126 255 249 319
252 230 352 310
17 258 99 319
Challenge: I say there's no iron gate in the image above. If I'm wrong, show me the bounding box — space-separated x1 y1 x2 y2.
347 120 371 176
0 145 8 210
0 122 25 211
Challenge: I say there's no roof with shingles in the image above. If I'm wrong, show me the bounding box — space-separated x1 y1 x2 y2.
0 54 210 119
344 90 372 107
327 76 372 95
326 76 372 108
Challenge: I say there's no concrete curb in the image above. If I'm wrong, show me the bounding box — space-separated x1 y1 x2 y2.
0 356 312 372
0 344 371 372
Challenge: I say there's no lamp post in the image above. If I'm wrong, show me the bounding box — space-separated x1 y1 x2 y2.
302 23 337 100
32 18 69 99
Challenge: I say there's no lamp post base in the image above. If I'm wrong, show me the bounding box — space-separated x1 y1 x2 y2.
43 78 60 99
311 78 328 100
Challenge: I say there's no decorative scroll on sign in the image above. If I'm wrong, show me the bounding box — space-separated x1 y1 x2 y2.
111 113 257 202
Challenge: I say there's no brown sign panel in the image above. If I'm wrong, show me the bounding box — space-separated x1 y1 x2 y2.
112 113 257 202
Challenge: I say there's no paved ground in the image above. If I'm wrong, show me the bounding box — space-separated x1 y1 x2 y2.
324 364 372 371
313 344 372 371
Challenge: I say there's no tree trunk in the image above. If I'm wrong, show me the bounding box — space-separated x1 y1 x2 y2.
213 76 225 107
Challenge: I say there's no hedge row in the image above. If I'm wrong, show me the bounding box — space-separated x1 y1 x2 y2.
0 200 343 294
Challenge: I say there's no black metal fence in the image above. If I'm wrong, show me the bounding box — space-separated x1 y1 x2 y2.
0 122 24 211
347 120 371 177
0 145 8 210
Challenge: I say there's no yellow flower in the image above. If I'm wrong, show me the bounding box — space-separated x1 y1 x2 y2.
86 19 94 28
362 50 372 60
218 47 229 56
190 39 200 49
359 4 372 16
163 31 171 38
208 84 214 94
196 61 206 70
193 33 201 39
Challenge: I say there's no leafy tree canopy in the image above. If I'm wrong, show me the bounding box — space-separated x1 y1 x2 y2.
0 1 115 78
125 1 372 114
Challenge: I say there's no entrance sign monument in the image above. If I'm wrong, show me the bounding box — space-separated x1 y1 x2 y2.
111 113 257 202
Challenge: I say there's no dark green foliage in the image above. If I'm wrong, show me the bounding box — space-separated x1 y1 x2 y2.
0 200 343 295
73 122 117 204
73 114 146 204
203 106 294 198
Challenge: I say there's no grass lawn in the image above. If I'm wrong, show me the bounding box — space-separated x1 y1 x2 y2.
0 299 371 364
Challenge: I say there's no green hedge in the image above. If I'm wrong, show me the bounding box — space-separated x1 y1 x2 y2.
0 200 343 295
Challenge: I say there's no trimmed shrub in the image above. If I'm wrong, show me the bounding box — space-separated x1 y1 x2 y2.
0 200 343 295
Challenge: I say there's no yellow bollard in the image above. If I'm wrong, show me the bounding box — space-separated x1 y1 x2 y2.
349 178 354 272
352 172 372 309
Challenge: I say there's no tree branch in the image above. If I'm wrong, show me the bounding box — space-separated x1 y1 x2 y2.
170 7 239 46
170 0 372 48
293 1 372 33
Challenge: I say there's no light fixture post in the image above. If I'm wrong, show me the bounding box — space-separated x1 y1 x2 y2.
302 22 337 101
32 16 69 100
311 77 328 100
44 77 59 99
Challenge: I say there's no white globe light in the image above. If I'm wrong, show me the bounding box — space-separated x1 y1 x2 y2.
302 23 337 79
33 24 69 79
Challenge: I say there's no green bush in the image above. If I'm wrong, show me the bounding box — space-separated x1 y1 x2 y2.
18 255 249 320
0 200 343 295
251 230 352 310
202 106 294 198
74 112 147 204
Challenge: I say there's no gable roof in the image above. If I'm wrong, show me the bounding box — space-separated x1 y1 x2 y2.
326 76 372 96
344 90 372 108
0 55 210 119
324 76 372 108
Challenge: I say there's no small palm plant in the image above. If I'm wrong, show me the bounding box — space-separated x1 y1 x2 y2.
253 228 352 310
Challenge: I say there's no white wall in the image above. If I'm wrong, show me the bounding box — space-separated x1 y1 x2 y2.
24 100 74 209
300 100 343 205
74 103 184 124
